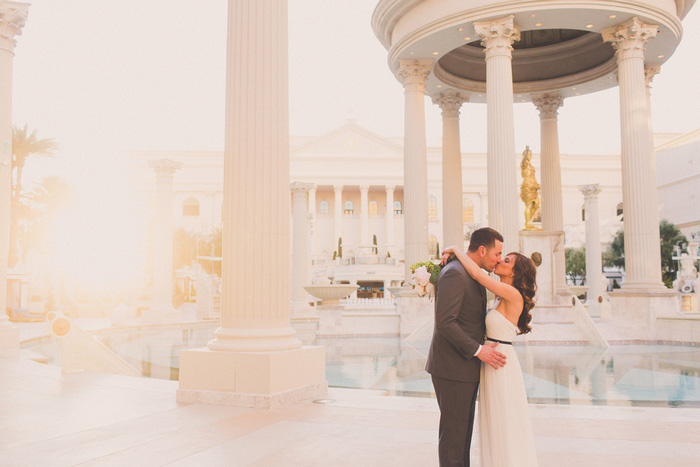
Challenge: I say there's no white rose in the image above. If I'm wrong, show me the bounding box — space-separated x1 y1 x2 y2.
413 266 431 287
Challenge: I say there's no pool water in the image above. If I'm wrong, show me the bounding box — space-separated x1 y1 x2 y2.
26 326 700 407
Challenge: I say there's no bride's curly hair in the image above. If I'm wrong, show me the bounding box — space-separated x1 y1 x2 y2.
507 252 537 335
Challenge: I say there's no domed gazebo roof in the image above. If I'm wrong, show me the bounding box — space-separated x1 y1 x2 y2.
372 0 695 102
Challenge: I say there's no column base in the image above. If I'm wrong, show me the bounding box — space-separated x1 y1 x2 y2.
177 346 327 409
0 323 20 356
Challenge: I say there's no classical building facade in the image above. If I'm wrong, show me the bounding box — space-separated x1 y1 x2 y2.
131 119 629 264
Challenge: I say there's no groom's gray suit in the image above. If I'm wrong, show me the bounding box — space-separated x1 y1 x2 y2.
425 258 487 467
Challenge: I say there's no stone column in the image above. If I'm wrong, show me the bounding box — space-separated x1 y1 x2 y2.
398 59 432 282
308 185 316 260
385 185 395 255
290 182 313 311
603 17 664 290
433 90 469 249
479 192 487 226
333 184 343 255
533 93 569 297
0 2 28 354
474 16 520 254
177 0 326 408
359 184 370 247
145 159 181 323
580 184 604 316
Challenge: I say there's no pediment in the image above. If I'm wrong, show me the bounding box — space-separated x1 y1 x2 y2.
291 121 403 160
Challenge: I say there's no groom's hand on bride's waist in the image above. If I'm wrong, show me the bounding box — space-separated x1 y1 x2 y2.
477 342 506 369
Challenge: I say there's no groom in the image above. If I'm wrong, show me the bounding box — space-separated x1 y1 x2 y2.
425 227 506 466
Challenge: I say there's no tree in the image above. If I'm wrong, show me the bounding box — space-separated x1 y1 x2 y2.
602 220 687 288
18 176 73 259
9 125 58 266
565 247 586 285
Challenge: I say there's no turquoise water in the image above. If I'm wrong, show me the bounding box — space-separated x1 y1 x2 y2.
25 326 700 407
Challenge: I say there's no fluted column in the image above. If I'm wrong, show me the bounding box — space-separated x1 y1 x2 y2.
290 182 313 307
146 159 181 323
533 93 568 295
474 16 520 254
308 186 316 260
603 17 664 290
210 0 300 351
385 185 395 255
398 59 432 282
433 90 469 249
359 185 370 247
333 184 343 253
580 184 604 315
0 2 28 351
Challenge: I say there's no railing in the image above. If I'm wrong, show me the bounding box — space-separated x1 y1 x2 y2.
341 297 395 306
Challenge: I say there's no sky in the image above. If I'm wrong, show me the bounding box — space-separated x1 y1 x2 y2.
8 0 700 289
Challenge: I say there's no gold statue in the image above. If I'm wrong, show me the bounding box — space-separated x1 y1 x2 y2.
520 146 542 230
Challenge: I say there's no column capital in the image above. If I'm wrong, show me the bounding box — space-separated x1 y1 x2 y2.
397 59 433 93
290 181 313 199
532 94 564 119
0 2 28 54
644 64 661 87
148 158 182 176
385 185 395 192
474 15 520 59
432 90 469 118
579 184 601 199
359 184 370 192
333 184 343 193
602 17 658 61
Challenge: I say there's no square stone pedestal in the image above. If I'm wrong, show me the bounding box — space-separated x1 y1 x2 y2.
177 346 327 409
392 287 433 337
519 230 567 306
608 289 679 340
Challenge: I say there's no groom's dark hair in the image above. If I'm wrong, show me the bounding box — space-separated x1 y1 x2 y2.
467 227 504 252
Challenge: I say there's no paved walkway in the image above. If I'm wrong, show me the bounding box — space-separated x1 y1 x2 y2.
1 353 700 467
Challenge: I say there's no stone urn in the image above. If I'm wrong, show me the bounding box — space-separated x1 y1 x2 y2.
303 285 357 305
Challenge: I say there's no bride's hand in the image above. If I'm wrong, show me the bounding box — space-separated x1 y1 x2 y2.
440 246 459 266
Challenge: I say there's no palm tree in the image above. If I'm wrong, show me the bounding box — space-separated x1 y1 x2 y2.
9 125 57 266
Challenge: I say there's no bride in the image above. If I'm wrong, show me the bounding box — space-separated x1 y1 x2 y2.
441 246 539 467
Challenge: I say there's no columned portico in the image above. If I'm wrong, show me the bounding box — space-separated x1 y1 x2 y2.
290 182 313 312
359 184 370 247
385 185 395 256
533 93 569 298
145 159 181 323
308 185 316 260
0 1 28 354
580 184 604 316
333 184 343 250
434 90 468 249
398 59 432 282
178 0 326 408
474 16 520 254
603 17 664 291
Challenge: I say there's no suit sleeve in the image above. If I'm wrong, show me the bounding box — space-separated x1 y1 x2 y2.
435 267 481 359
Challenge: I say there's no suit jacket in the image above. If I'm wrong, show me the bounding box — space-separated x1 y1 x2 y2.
425 259 487 383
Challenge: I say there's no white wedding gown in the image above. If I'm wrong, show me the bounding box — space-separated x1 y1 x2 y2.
479 299 538 466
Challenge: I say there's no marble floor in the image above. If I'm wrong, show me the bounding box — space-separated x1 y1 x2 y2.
1 353 700 467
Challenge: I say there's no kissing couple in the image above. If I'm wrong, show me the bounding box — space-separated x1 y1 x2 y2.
426 227 538 467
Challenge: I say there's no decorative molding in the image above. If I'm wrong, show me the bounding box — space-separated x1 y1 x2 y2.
579 184 601 199
397 59 433 92
0 2 28 54
432 90 469 118
644 64 661 87
473 15 520 60
602 17 658 61
532 94 564 119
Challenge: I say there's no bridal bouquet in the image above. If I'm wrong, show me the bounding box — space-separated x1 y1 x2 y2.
409 253 456 298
